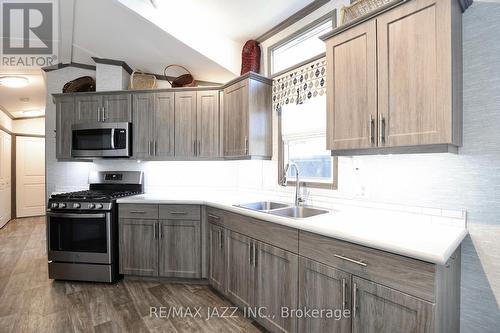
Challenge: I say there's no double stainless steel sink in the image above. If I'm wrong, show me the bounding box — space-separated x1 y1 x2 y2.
234 201 329 219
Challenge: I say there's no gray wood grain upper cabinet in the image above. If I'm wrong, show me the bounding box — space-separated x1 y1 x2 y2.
208 221 226 293
75 95 101 123
352 276 434 333
174 91 197 158
254 241 299 333
159 220 201 278
196 90 220 158
132 92 174 159
323 0 462 154
74 93 132 124
55 96 75 159
118 219 158 276
101 94 132 122
223 75 272 159
226 230 254 309
325 20 377 150
298 257 351 333
376 0 461 148
132 93 154 159
153 92 175 158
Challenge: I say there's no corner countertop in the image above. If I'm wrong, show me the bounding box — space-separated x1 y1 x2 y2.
117 193 468 266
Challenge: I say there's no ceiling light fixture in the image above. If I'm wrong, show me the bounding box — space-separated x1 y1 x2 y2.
0 76 29 88
21 109 44 117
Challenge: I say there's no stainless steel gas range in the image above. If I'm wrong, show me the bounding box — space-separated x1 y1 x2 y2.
46 171 143 283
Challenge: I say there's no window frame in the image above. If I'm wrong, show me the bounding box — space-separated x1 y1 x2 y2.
267 10 337 77
271 10 338 190
278 107 338 190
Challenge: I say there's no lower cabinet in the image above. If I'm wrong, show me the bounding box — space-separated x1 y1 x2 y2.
352 276 434 333
298 257 351 333
254 241 298 333
119 219 158 276
159 220 201 278
208 222 226 293
226 231 254 308
118 204 201 278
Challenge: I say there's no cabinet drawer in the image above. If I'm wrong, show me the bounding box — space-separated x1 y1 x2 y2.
159 205 201 220
119 204 159 219
299 231 436 302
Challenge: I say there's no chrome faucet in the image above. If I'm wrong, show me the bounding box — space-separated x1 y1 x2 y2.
281 162 304 206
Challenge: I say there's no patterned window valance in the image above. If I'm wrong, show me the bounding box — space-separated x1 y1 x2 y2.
272 57 326 112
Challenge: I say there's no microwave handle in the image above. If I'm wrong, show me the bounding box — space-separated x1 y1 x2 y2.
110 128 115 149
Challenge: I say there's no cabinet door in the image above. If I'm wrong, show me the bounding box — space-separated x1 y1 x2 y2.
159 220 201 278
102 94 132 122
325 20 377 150
174 91 197 158
298 257 351 333
352 277 433 333
209 222 226 293
132 93 154 159
119 219 158 276
377 0 452 147
55 96 75 159
223 80 248 157
226 231 254 309
154 92 175 158
254 241 298 333
74 95 101 123
196 90 220 158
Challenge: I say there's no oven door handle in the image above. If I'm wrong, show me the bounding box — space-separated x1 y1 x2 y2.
47 212 106 219
110 128 115 149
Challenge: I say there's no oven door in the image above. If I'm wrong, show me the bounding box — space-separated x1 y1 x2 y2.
47 211 112 264
71 122 131 158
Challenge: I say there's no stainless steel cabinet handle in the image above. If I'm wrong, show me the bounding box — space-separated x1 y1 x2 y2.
379 116 386 145
129 210 146 214
244 136 249 155
169 211 187 215
154 141 157 156
198 140 201 156
342 278 347 312
353 282 358 318
334 254 367 267
253 242 257 267
193 140 197 156
218 230 222 249
153 223 157 239
248 242 252 264
148 141 152 156
159 224 163 239
97 107 101 122
208 214 220 221
369 115 375 145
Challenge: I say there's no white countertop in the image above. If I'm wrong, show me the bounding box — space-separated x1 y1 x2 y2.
117 192 468 265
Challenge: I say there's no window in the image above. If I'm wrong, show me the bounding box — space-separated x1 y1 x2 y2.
272 12 338 189
270 16 334 75
279 96 337 188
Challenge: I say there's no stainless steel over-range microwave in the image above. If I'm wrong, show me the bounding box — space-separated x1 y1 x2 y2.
71 122 132 158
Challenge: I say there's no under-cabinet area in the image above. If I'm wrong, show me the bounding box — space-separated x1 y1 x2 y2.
116 202 461 333
53 72 272 161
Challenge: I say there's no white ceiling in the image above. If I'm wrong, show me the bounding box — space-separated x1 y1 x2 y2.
1 0 316 118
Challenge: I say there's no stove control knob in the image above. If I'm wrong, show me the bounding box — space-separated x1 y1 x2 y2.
95 204 103 209
88 203 95 209
51 203 59 209
73 203 81 209
59 203 67 208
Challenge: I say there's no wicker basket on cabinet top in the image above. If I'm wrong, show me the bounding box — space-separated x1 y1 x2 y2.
340 0 395 24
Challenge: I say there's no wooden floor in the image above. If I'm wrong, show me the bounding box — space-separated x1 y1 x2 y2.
0 217 263 333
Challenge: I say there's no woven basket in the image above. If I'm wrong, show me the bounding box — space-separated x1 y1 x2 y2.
340 0 394 24
164 64 197 88
129 70 157 90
